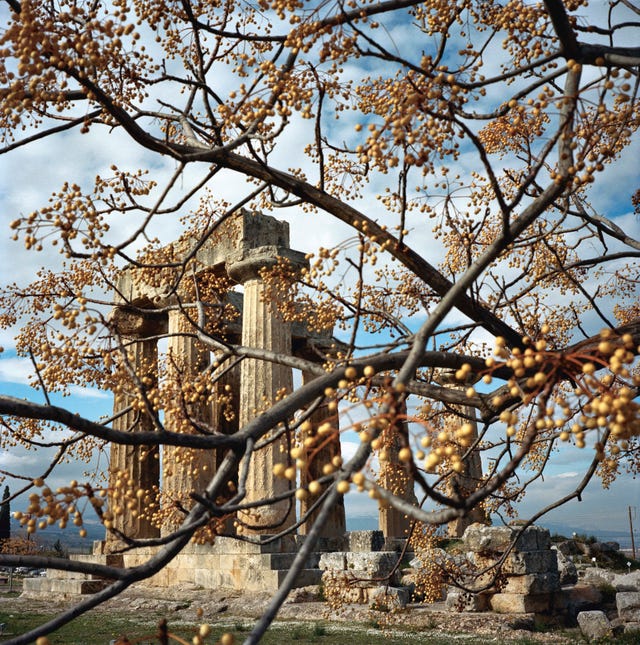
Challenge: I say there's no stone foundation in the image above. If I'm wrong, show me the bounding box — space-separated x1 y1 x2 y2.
24 535 323 597
446 523 560 614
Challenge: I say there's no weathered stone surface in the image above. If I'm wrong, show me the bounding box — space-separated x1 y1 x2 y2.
555 584 603 617
319 552 347 571
299 371 346 540
233 256 298 534
445 590 489 612
614 570 640 592
367 586 411 610
410 547 452 570
556 540 581 557
617 591 640 622
22 577 110 597
552 546 578 586
462 524 551 554
473 549 558 576
489 592 551 613
108 336 160 542
582 567 615 586
345 551 398 578
284 585 323 603
624 622 640 634
577 611 613 641
348 530 385 552
503 572 560 595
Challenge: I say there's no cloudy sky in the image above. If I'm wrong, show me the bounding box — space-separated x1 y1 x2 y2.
0 1 639 545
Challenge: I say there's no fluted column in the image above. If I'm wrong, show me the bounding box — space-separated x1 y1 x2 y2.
299 371 346 541
377 403 418 540
210 353 241 535
228 247 305 535
434 369 488 537
108 337 160 542
161 308 215 535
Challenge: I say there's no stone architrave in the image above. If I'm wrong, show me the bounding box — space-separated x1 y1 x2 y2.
434 369 488 537
162 308 216 535
377 402 418 540
299 371 346 540
228 245 306 535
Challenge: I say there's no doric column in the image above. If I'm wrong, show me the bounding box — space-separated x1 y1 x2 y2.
434 369 488 537
299 371 346 542
161 308 215 534
377 403 418 540
210 353 241 535
108 335 160 542
228 246 306 535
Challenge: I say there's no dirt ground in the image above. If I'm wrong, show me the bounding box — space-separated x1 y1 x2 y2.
3 582 581 643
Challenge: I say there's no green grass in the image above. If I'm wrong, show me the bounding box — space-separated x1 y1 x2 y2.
0 609 545 644
0 610 169 644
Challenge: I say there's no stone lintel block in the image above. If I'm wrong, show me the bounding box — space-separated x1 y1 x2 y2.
345 552 398 578
462 524 551 554
348 530 385 552
319 552 347 570
577 611 613 641
503 572 560 595
445 590 489 612
489 592 552 614
617 591 640 622
473 550 558 576
178 210 291 276
108 306 167 336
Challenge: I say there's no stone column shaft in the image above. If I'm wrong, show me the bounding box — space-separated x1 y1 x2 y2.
299 371 346 541
162 309 215 534
377 403 417 540
434 370 487 537
235 275 295 533
108 337 160 541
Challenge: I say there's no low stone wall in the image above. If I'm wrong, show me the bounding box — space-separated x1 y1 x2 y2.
446 523 560 614
318 530 411 608
23 535 322 597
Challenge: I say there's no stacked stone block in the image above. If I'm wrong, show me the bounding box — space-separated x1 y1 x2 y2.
318 530 410 607
450 523 560 614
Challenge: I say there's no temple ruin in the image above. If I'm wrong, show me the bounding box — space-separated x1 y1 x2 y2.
23 212 577 623
26 210 417 595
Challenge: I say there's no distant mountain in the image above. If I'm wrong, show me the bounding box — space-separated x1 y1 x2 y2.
9 518 102 552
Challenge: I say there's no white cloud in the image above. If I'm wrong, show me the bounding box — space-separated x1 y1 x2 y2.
0 356 32 385
68 385 110 400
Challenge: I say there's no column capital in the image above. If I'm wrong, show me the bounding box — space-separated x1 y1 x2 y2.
227 245 307 285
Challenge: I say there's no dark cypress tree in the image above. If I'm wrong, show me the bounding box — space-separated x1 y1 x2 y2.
0 486 10 541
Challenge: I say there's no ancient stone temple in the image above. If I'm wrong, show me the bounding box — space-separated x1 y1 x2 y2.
107 210 331 544
24 211 422 596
